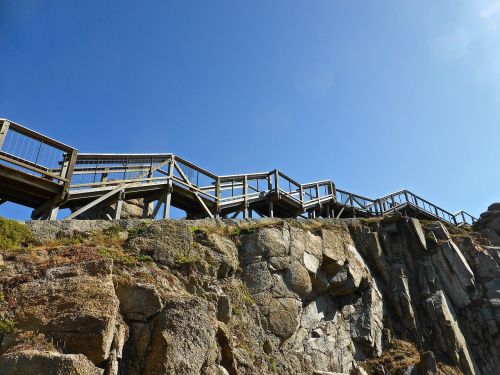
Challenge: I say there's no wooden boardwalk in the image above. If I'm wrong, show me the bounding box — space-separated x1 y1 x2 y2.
0 118 477 225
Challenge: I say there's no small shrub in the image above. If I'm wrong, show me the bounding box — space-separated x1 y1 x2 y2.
174 252 198 266
136 255 153 262
0 319 16 334
128 222 150 239
97 247 136 266
239 283 256 305
0 217 34 251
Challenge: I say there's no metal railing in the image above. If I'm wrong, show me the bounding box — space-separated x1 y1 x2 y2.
0 118 478 225
0 119 77 188
66 154 480 224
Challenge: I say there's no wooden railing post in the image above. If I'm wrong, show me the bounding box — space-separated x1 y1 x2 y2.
275 170 280 199
215 177 221 218
164 156 174 219
0 120 10 150
243 175 249 218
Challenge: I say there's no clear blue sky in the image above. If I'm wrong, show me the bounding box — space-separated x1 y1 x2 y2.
1 0 499 219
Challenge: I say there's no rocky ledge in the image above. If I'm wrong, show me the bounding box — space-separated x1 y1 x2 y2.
0 215 498 375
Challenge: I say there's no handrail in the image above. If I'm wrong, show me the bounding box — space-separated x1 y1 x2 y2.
0 119 77 187
0 118 478 225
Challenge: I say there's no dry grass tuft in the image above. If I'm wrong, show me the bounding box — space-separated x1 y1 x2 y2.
362 339 420 374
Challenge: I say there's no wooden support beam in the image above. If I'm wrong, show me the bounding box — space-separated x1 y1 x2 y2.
163 190 171 219
336 206 346 219
64 184 128 220
151 197 164 218
142 200 154 218
164 157 174 219
194 192 214 218
269 201 274 218
46 206 59 221
0 121 10 150
114 198 123 220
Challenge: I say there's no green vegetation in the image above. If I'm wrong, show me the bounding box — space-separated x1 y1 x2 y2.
136 254 153 262
0 319 16 334
174 252 198 266
97 246 137 266
128 222 150 239
0 217 34 251
267 355 279 373
239 283 256 305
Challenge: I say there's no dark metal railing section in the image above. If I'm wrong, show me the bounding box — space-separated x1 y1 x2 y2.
0 118 478 225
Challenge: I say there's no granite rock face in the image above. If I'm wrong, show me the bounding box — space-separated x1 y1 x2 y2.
0 216 498 374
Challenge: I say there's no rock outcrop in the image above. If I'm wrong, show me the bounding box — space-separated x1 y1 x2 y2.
0 215 498 374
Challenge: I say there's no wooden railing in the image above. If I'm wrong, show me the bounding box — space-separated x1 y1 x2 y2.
0 119 77 189
0 118 478 225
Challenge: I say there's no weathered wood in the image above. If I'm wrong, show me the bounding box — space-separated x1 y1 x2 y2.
114 198 123 220
0 118 477 225
0 120 10 150
64 184 129 220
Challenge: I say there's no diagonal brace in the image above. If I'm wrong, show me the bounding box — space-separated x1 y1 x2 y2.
64 184 130 220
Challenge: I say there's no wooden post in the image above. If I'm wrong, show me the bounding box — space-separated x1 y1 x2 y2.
0 120 10 150
269 201 274 218
164 156 174 219
48 207 59 221
163 190 171 219
142 199 153 218
61 149 78 191
114 195 123 220
243 175 249 218
215 177 221 218
274 170 280 199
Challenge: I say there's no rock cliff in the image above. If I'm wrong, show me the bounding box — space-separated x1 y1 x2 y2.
0 215 498 374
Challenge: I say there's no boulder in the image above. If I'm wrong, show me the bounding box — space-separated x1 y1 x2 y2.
125 220 192 266
0 350 103 375
268 297 301 339
12 260 119 364
142 297 218 375
115 283 163 321
304 252 320 274
284 260 313 297
321 229 347 274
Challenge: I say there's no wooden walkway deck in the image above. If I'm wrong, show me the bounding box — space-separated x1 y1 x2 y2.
0 118 477 225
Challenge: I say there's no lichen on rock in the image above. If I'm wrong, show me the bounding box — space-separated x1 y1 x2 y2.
0 214 498 375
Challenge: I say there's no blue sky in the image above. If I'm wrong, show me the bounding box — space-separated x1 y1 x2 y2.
1 0 499 219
